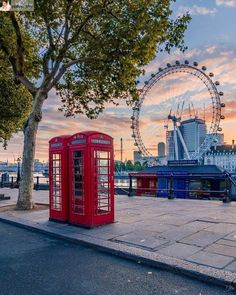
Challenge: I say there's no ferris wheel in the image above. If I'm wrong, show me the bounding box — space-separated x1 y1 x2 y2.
131 60 225 162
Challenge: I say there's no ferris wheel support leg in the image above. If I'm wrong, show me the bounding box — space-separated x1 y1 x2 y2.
173 128 179 161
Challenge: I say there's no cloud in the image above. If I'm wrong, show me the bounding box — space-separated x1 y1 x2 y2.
216 0 236 7
177 5 217 17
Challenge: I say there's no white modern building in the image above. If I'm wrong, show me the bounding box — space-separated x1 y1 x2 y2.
181 118 207 158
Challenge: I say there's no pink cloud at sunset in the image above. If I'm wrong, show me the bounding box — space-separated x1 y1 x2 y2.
1 1 236 162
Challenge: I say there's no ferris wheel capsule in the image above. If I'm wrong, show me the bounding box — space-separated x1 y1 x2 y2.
219 91 224 96
167 63 172 67
184 60 189 64
209 72 214 77
221 103 225 107
218 127 222 131
202 66 207 71
193 61 198 66
159 67 163 71
215 81 220 86
220 115 225 119
175 61 180 65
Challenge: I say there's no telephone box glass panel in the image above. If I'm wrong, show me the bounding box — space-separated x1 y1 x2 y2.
72 151 84 215
51 153 62 210
94 151 111 215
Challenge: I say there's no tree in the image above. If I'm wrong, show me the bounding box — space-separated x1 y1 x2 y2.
142 161 149 170
134 161 143 171
0 70 32 148
126 160 134 171
0 1 190 209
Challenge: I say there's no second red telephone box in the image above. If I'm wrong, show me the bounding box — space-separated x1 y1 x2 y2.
49 135 70 222
68 131 114 228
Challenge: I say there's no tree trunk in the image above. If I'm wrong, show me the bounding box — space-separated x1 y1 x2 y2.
16 91 46 210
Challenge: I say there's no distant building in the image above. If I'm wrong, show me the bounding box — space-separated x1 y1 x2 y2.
158 142 165 157
204 141 236 172
133 151 142 163
181 118 207 158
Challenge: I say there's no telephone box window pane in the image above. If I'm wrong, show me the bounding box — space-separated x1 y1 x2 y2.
74 151 82 158
72 151 84 215
94 150 111 215
75 175 82 182
51 153 62 211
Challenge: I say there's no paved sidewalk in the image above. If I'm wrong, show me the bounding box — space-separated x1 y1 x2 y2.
1 188 236 287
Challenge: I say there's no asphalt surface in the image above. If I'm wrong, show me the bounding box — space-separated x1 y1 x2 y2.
0 222 234 295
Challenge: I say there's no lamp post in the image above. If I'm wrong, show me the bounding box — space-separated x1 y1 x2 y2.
16 157 21 185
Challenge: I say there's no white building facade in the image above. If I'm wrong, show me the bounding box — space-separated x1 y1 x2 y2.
204 145 236 172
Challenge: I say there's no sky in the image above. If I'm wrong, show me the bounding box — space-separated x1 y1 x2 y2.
1 0 236 163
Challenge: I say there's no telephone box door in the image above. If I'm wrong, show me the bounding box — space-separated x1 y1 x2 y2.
69 147 90 226
49 135 70 222
92 148 114 225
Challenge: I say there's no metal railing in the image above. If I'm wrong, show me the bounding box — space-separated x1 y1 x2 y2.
0 176 49 190
0 176 233 203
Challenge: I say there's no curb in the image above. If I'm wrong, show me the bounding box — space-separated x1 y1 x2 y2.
0 214 236 289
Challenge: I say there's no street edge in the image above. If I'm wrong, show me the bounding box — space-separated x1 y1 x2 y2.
0 214 236 289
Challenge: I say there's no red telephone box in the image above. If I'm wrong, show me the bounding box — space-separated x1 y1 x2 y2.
49 135 70 222
68 131 114 228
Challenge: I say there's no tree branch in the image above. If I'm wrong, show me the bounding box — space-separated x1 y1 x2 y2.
9 12 25 76
0 35 37 95
49 57 104 88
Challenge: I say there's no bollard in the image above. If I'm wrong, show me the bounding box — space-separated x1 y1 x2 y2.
35 176 40 190
128 175 134 197
223 176 231 203
168 174 175 200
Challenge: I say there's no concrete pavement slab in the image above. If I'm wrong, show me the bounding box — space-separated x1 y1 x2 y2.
156 243 201 259
187 251 234 269
113 230 169 250
216 239 236 247
224 231 236 241
205 223 236 234
205 243 236 257
180 231 224 247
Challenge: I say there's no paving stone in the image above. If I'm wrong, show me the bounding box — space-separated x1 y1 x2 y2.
224 231 236 241
180 231 224 247
225 261 236 272
216 239 236 247
158 228 198 242
205 223 236 234
154 214 194 226
156 243 201 259
113 230 168 249
205 243 236 257
187 251 234 269
178 221 213 231
138 223 177 233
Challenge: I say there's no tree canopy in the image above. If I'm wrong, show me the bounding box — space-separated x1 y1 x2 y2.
0 0 190 121
0 0 190 209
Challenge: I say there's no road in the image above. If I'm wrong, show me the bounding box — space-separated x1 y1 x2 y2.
0 222 234 295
